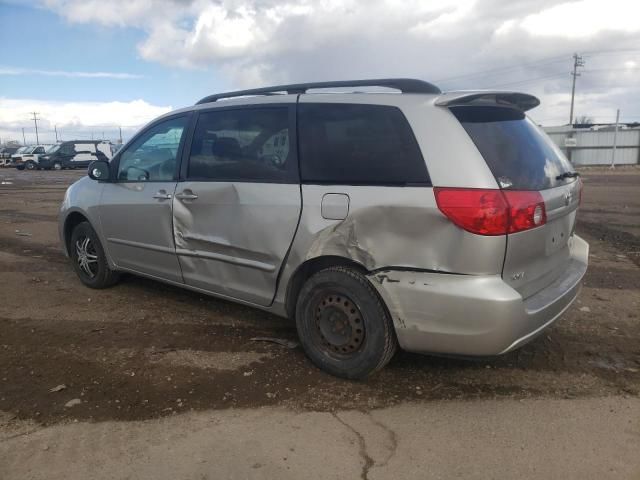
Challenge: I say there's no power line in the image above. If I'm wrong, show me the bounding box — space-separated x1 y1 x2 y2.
435 55 569 84
485 72 568 88
436 48 640 87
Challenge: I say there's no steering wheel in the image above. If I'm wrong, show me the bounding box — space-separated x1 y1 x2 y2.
260 154 282 167
126 166 150 181
158 160 175 179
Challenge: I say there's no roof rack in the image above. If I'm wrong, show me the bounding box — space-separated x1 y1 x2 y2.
195 78 441 105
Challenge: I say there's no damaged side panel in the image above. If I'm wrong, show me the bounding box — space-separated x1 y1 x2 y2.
273 184 507 312
173 182 301 306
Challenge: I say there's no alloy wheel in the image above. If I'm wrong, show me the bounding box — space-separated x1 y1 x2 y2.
75 236 98 278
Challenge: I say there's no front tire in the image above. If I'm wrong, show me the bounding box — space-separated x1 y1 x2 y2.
69 221 120 289
25 161 37 170
295 267 397 379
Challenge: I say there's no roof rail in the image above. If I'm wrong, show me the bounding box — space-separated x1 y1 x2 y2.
195 78 441 105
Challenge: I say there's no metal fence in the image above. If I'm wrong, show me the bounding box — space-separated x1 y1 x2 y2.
544 126 640 166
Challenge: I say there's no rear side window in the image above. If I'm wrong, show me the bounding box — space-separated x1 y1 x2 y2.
187 107 296 183
451 106 573 190
298 103 429 185
60 143 74 155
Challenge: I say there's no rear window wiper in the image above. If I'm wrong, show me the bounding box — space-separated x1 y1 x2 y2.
556 171 580 180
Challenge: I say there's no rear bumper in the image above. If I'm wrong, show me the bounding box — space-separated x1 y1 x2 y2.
369 235 589 356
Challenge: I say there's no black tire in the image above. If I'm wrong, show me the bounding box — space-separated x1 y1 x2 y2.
16 165 25 171
52 162 62 171
69 221 120 289
295 266 397 379
25 161 36 170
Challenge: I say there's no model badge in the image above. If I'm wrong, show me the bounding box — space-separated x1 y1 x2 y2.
564 191 572 206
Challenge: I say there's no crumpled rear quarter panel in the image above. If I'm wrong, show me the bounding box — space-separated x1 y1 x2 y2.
274 185 507 311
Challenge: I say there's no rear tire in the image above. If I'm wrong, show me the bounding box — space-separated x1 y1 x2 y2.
70 221 120 289
53 162 62 170
295 266 397 379
16 165 25 171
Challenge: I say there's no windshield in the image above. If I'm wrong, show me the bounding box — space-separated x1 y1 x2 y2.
451 106 574 190
15 146 28 154
24 146 37 154
47 144 61 153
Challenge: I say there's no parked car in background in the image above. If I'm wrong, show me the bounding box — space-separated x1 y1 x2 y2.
59 79 588 379
37 140 114 170
0 146 20 167
6 146 28 167
13 145 50 170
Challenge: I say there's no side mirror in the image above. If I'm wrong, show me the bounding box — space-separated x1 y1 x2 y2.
88 160 111 181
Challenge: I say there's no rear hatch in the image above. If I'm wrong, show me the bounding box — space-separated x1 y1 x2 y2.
451 105 582 299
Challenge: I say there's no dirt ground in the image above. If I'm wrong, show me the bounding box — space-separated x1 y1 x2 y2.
0 166 639 478
0 167 638 421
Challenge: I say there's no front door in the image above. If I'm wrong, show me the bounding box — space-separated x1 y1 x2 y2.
99 114 190 283
173 104 301 306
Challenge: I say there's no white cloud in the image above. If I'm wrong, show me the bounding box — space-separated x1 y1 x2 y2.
35 0 640 125
0 66 142 79
521 0 640 38
0 98 171 144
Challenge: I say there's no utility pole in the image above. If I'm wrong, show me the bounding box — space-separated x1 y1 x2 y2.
22 128 26 145
118 126 123 144
31 112 41 144
54 125 58 142
569 53 585 125
610 109 620 169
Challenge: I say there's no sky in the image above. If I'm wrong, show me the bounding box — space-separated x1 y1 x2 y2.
1 0 639 145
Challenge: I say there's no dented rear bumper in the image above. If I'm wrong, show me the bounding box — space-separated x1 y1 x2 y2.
368 235 589 357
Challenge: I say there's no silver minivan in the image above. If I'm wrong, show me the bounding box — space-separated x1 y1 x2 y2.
59 79 588 379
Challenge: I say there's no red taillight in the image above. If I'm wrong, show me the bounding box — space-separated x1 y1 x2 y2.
433 188 509 235
503 191 547 233
434 188 546 236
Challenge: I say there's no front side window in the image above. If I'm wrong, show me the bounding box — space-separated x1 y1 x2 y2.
298 103 430 185
34 147 45 154
117 116 187 181
187 107 295 182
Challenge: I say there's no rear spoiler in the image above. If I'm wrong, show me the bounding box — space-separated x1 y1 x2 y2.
435 91 540 112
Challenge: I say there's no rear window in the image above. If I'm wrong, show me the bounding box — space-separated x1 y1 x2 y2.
299 103 430 185
451 106 573 190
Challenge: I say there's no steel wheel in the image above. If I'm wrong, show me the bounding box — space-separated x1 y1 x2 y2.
53 162 62 170
314 292 365 356
75 236 98 278
296 267 397 379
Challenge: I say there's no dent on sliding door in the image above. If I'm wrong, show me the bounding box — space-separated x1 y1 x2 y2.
173 105 301 306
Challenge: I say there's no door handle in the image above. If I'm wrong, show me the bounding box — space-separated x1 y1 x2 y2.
152 190 172 200
175 191 198 201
